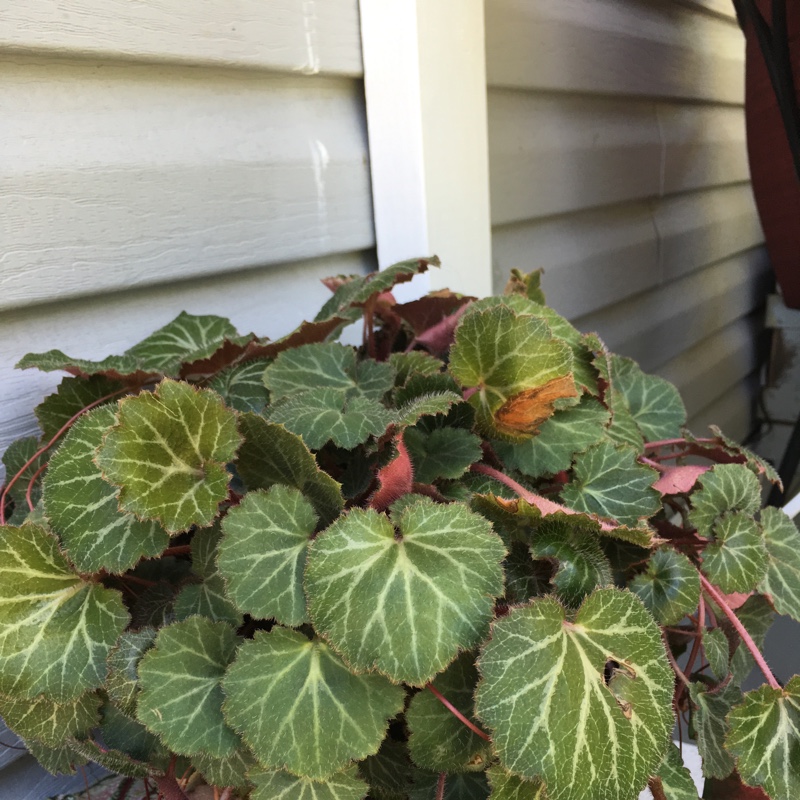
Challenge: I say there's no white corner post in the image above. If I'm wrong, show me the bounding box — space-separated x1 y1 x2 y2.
358 0 493 298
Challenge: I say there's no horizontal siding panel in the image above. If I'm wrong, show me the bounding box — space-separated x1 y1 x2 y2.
0 0 363 75
485 0 744 103
659 102 751 195
0 754 107 800
659 314 763 418
488 89 661 225
0 725 24 771
1 58 374 312
655 183 763 281
573 246 771 372
491 202 659 319
687 372 760 444
0 250 374 470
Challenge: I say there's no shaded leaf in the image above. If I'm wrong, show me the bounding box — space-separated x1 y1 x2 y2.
358 737 414 800
688 465 761 538
689 682 742 779
101 702 168 766
561 441 660 526
97 380 241 533
503 540 553 604
25 738 87 776
237 413 344 526
495 397 610 478
44 406 170 573
136 616 240 758
394 392 462 428
0 691 100 747
404 426 482 484
653 743 700 799
222 627 404 780
250 765 368 800
729 596 775 687
105 627 157 715
219 485 317 625
726 677 800 800
389 351 444 384
704 628 731 682
701 512 767 594
486 765 547 800
306 498 506 685
407 653 492 772
449 306 575 441
410 771 490 800
209 359 271 413
475 589 674 800
193 746 256 791
0 523 128 701
758 506 800 622
605 390 646 451
1 435 47 525
610 356 686 442
629 548 700 626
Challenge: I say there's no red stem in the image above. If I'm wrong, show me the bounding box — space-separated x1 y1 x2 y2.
639 456 667 473
154 775 191 800
676 594 704 705
163 545 192 557
470 463 617 532
120 574 158 588
427 683 491 741
25 461 48 511
0 386 130 525
435 772 446 800
699 573 781 690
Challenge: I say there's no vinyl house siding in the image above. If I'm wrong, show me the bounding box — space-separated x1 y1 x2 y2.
486 0 769 442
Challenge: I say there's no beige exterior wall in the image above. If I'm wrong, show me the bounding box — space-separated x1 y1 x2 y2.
486 0 769 442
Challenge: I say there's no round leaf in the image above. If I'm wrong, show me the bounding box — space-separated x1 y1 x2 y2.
475 589 674 800
688 464 761 538
250 766 368 800
0 691 101 747
629 548 700 626
222 627 404 780
96 379 241 533
701 512 767 594
306 499 506 685
758 506 800 621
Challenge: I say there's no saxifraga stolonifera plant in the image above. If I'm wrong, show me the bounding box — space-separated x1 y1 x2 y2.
0 258 798 800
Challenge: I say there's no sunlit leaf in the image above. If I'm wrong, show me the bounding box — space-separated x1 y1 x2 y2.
136 616 240 758
475 589 674 800
629 548 700 626
486 765 547 800
0 523 128 701
219 485 317 625
305 498 506 685
653 743 700 800
394 392 462 428
96 379 241 533
43 406 170 573
726 676 800 800
0 690 100 747
222 627 404 779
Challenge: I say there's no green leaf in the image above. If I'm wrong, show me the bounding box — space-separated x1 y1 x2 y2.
96 379 241 533
34 375 124 441
250 765 368 800
410 770 490 800
726 676 800 800
25 738 87 776
210 359 271 413
610 356 686 442
404 426 483 483
503 540 553 604
306 498 506 685
449 306 576 441
67 736 154 778
561 441 660 527
1 436 47 525
16 349 144 380
193 746 256 790
270 389 394 450
222 627 404 780
629 548 700 627
504 267 546 304
174 526 243 626
689 682 742 779
44 406 170 573
704 628 731 682
688 464 761 538
101 702 168 767
358 738 414 800
126 311 241 374
605 390 646 452
0 691 100 747
390 351 443 385
394 392 462 428
407 652 492 773
136 616 240 758
495 397 610 478
486 765 546 800
528 518 613 607
653 743 700 800
475 589 674 800
237 413 344 526
219 485 317 625
0 523 128 701
105 627 157 715
701 512 767 594
758 506 800 622
729 596 775 686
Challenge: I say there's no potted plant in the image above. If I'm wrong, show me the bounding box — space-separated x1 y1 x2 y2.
1 258 798 800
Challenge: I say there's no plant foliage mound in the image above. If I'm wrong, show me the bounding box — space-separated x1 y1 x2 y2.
1 258 798 800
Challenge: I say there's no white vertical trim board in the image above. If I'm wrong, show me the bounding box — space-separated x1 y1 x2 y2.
359 0 493 297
